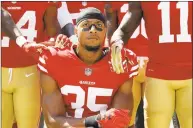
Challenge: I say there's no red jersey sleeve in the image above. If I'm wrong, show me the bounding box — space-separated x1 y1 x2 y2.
123 48 139 78
37 47 58 75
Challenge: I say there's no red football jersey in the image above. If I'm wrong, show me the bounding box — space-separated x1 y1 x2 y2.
1 2 60 68
141 2 192 79
66 2 105 25
38 46 138 118
111 2 149 57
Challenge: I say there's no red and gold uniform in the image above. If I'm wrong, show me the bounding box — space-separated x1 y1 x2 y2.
111 2 149 126
1 2 60 128
141 2 192 128
38 46 138 118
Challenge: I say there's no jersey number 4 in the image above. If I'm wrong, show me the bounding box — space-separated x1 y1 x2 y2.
158 2 191 43
2 11 37 47
61 85 113 118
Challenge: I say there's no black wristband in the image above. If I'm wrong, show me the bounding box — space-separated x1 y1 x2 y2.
84 114 100 128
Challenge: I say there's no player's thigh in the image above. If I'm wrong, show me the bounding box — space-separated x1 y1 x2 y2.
133 57 147 106
129 79 142 126
2 91 14 128
144 77 175 128
136 57 148 98
2 67 15 128
2 67 14 93
176 79 192 128
14 66 41 128
129 59 146 126
132 78 142 107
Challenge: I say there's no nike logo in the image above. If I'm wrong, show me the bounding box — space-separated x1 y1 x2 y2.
25 73 34 77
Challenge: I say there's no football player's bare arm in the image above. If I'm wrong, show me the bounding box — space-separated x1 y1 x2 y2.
40 73 86 128
1 7 22 40
44 6 60 37
109 79 134 128
1 7 47 57
104 2 118 40
112 79 133 114
57 2 77 44
111 2 143 44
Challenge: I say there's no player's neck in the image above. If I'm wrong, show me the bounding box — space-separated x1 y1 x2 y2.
76 45 103 65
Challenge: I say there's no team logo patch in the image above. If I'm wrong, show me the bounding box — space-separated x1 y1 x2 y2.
85 68 92 76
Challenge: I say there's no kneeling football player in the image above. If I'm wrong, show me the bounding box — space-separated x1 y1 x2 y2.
5 7 139 128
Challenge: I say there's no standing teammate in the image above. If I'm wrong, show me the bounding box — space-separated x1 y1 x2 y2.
104 2 148 127
111 2 192 128
1 2 74 128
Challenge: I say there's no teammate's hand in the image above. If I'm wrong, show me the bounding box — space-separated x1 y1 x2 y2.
16 36 48 54
22 41 48 54
98 109 131 128
54 34 72 49
40 40 55 47
110 40 124 74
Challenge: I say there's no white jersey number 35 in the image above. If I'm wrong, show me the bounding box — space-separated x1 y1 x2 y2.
61 85 113 118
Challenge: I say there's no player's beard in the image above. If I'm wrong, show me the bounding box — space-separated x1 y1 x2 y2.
85 45 100 52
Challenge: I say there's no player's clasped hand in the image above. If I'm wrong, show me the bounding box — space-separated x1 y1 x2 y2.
110 39 125 74
98 109 131 128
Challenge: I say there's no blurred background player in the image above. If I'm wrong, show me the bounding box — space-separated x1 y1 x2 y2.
57 2 77 45
104 2 148 128
1 2 75 128
111 2 192 128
